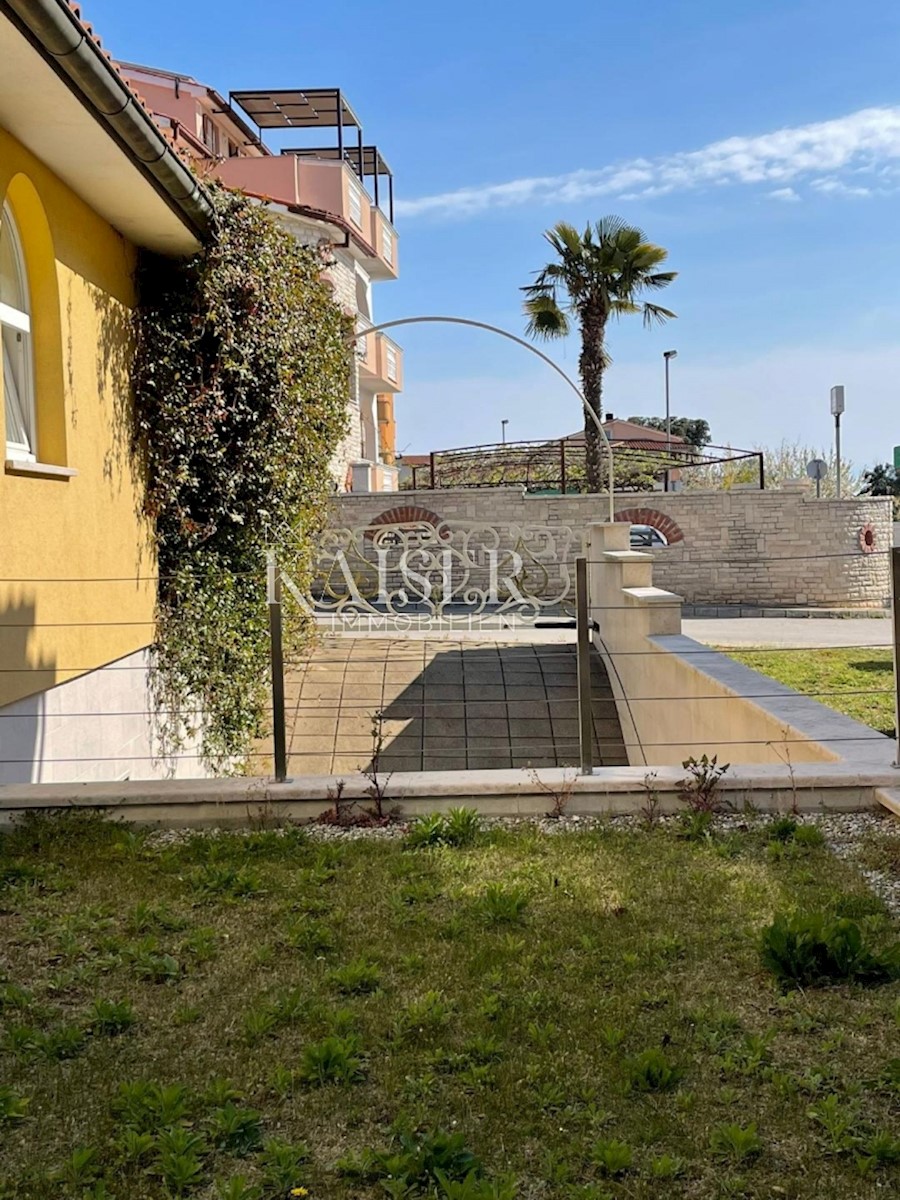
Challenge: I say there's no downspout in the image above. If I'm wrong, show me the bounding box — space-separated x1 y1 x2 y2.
2 0 214 244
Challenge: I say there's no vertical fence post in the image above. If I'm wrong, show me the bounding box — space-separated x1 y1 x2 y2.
758 452 766 491
576 556 593 775
892 546 900 769
267 547 288 783
429 451 436 490
560 438 567 495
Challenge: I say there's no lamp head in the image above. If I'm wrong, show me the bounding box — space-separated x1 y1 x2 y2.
663 350 678 360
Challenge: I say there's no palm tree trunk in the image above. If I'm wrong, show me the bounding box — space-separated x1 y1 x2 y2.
579 306 606 493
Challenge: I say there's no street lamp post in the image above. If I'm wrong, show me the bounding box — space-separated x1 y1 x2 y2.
501 419 509 445
830 385 845 499
663 350 678 492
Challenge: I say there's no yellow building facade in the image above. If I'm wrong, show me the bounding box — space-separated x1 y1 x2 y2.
0 127 155 710
0 0 212 781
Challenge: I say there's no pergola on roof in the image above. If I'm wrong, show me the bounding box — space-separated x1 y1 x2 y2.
230 88 361 130
282 144 393 178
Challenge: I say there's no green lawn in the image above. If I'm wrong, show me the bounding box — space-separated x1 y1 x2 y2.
722 648 896 737
2 813 900 1199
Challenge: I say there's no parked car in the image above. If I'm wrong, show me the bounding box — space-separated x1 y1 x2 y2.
630 524 668 549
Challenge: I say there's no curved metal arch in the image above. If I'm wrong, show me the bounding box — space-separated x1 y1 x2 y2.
351 315 615 520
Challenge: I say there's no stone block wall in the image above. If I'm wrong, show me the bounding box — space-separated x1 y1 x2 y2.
326 486 893 609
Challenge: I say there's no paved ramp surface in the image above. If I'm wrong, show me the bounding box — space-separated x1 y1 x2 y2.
684 617 891 649
282 637 627 774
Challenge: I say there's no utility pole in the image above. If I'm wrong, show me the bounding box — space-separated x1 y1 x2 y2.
663 350 677 492
501 418 509 445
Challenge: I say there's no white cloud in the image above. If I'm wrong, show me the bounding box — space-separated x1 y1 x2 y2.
398 106 900 219
768 187 801 202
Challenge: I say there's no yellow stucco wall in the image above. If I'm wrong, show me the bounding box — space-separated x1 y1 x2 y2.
0 127 156 708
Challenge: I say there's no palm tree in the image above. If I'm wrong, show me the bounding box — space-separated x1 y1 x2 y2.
523 216 677 492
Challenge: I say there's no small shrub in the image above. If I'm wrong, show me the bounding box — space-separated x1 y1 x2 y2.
89 998 136 1036
591 1138 632 1176
710 1122 762 1161
477 883 529 925
329 958 381 995
761 913 900 986
207 1103 263 1156
298 1034 365 1085
627 1048 683 1092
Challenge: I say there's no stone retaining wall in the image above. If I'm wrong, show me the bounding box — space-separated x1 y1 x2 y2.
326 486 893 609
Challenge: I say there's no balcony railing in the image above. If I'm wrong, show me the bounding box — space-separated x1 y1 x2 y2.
357 322 403 392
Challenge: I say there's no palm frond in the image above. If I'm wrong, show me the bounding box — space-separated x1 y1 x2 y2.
524 294 569 340
641 303 677 328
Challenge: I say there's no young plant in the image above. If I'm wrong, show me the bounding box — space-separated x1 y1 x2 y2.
477 883 529 925
258 1138 311 1191
626 1047 683 1092
526 767 577 819
215 1176 261 1200
52 1146 100 1188
190 864 263 899
329 958 381 995
89 998 136 1036
679 754 730 813
362 709 393 820
761 913 900 987
207 1102 263 1156
298 1034 366 1085
0 1086 28 1125
709 1122 763 1162
591 1138 632 1176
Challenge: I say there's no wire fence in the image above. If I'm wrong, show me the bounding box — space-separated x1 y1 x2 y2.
1 543 897 783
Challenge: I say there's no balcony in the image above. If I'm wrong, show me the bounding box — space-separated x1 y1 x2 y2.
357 321 403 392
213 155 396 279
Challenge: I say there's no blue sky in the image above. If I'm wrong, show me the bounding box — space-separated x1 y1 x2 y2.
89 0 900 466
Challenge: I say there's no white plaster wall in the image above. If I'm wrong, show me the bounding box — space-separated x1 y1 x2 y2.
0 648 210 784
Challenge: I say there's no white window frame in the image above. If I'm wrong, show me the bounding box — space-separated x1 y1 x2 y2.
381 224 394 265
201 113 218 154
348 182 363 229
386 344 398 384
1 203 36 462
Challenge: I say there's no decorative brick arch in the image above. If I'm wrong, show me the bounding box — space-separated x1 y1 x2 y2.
365 504 448 540
614 507 684 545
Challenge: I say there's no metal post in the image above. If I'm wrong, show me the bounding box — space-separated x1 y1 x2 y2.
267 548 288 783
758 451 766 491
429 450 436 490
892 547 900 769
560 438 567 495
835 412 842 499
575 556 593 774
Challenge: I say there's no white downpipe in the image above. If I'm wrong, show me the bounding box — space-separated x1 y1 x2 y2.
351 315 616 521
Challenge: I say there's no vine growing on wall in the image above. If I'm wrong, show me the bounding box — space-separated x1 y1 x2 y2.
132 185 351 767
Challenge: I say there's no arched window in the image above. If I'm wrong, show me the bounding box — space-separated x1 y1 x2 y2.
1 202 35 460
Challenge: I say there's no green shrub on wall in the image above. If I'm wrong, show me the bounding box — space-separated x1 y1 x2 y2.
132 185 351 767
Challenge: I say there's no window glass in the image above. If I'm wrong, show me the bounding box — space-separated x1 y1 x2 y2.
0 204 35 458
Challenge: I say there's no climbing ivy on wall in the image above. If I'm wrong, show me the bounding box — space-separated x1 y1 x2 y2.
132 185 351 767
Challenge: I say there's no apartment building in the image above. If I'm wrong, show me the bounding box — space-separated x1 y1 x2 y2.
119 63 403 492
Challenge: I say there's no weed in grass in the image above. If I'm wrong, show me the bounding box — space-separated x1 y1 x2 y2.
768 817 800 843
281 915 334 954
243 1007 278 1044
362 1128 483 1193
298 1034 366 1085
807 1094 859 1153
258 1138 310 1190
34 1024 85 1060
398 990 455 1036
477 883 529 925
113 1080 192 1132
174 1004 202 1026
680 754 730 813
182 928 218 962
114 1128 155 1163
761 913 900 986
651 1153 686 1179
190 864 264 899
329 958 381 994
856 1130 900 1173
676 809 714 842
52 1146 100 1187
156 1149 206 1196
0 1086 28 1125
88 998 136 1036
0 982 31 1011
709 1122 763 1162
215 1175 261 1200
598 1025 625 1050
435 1170 517 1199
591 1138 633 1176
127 902 189 934
406 807 484 849
627 1047 683 1092
270 1065 297 1099
206 1102 263 1156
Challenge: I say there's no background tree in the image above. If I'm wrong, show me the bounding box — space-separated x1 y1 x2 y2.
523 217 677 491
859 463 900 517
683 440 858 498
628 416 712 448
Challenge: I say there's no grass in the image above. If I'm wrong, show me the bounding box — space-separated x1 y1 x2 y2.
1 811 900 1198
722 647 896 737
